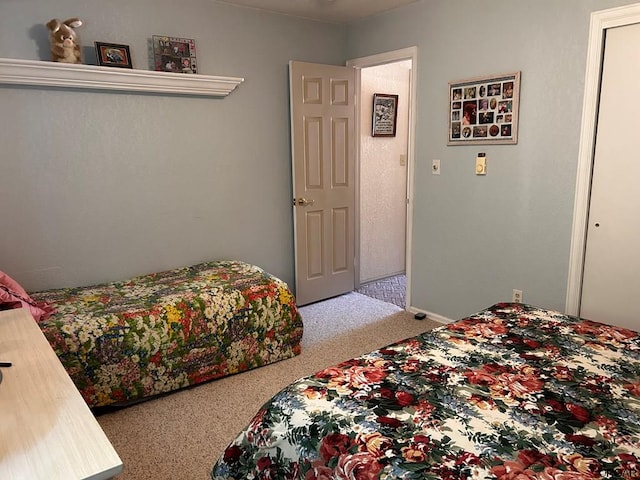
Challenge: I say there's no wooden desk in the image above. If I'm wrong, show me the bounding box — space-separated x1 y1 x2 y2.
0 308 123 479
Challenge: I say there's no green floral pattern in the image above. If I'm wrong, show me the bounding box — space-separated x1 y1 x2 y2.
211 303 640 480
31 261 303 408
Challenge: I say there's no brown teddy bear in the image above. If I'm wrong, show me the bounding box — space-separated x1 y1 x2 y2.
46 18 83 64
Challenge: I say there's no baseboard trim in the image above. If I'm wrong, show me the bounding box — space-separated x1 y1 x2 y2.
407 307 453 324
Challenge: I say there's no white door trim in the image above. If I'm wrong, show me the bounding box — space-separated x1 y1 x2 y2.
347 46 418 310
566 3 640 315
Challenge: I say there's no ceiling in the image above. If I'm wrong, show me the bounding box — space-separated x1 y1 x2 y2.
215 0 421 24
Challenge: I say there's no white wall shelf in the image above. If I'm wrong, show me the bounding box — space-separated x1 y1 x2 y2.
0 58 244 97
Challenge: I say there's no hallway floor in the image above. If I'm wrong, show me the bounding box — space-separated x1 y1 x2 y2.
355 275 406 309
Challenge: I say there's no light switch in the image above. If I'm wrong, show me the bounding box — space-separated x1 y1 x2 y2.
475 153 486 175
400 154 407 166
432 159 440 175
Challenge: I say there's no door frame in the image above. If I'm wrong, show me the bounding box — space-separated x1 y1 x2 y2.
566 4 640 315
347 46 417 310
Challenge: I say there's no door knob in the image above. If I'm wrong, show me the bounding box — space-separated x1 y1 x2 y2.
293 197 315 206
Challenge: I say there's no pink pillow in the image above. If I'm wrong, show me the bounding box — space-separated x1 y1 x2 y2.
0 270 50 321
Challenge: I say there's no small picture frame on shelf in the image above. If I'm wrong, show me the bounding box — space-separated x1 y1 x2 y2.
94 42 132 69
152 35 197 74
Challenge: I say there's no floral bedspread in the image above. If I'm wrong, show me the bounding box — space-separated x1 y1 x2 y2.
211 303 640 480
31 260 303 408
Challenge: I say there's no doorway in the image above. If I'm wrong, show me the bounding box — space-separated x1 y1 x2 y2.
566 4 640 329
577 20 640 330
348 47 417 310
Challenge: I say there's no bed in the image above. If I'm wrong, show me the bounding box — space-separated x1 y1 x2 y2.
211 302 640 479
29 260 303 408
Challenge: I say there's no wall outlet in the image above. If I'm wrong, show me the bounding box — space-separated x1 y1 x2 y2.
512 289 523 303
432 159 440 175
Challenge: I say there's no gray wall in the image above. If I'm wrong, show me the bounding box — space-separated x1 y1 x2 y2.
3 0 637 321
346 0 637 319
0 0 345 290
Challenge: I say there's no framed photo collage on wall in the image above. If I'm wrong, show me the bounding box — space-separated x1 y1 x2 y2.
448 71 520 145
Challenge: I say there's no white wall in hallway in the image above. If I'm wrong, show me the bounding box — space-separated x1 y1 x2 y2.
360 61 410 283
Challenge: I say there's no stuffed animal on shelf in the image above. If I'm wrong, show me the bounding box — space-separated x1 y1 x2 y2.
46 18 83 64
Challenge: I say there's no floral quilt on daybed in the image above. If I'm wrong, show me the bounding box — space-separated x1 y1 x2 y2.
211 303 640 480
31 260 303 408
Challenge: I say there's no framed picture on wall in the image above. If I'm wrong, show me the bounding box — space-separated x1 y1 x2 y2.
448 71 520 145
372 93 399 137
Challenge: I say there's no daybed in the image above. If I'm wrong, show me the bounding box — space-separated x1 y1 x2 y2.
29 260 303 408
211 302 640 479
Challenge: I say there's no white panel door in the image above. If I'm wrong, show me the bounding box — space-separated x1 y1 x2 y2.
289 61 355 306
580 22 640 330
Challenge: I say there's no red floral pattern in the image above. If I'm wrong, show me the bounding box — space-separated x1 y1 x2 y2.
212 303 640 479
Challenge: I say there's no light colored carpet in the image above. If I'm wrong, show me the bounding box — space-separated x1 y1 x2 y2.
97 292 441 479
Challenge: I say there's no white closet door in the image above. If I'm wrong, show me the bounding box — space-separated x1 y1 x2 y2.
580 22 640 330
